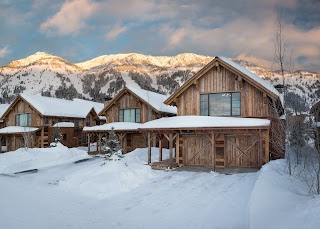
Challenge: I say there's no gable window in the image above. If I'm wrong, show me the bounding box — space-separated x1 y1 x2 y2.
119 108 141 123
15 113 32 126
200 92 240 116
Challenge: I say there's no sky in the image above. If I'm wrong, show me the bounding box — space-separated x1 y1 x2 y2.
0 0 319 72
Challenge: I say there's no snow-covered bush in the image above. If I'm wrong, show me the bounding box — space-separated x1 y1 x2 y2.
102 127 123 162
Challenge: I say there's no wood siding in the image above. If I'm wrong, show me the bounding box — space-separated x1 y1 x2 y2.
177 66 270 118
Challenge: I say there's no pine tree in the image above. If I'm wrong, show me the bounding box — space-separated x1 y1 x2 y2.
102 127 123 161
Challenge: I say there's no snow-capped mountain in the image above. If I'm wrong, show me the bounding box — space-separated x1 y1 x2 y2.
0 52 318 112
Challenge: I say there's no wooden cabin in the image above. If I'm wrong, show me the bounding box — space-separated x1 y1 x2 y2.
84 86 177 154
0 94 104 151
140 56 285 170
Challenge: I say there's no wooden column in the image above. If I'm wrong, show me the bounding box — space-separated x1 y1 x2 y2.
169 132 173 169
212 132 216 171
265 129 270 163
41 128 44 148
175 134 180 165
99 133 102 154
159 134 163 162
96 133 99 153
87 133 91 153
259 129 262 166
147 132 151 164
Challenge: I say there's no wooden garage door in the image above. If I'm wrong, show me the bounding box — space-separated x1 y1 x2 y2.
131 134 146 150
226 134 260 168
184 135 213 166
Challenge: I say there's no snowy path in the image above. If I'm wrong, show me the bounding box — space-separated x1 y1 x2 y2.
0 158 257 229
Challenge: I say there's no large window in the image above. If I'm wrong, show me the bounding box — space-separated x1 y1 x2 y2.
200 92 240 116
119 108 141 123
15 113 32 126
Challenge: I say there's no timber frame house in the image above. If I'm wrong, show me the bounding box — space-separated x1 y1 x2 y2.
140 56 285 170
83 86 177 154
0 94 104 152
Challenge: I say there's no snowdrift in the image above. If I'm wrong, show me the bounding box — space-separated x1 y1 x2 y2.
0 143 90 174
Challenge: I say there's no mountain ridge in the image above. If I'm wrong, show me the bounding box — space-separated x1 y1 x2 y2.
0 52 318 113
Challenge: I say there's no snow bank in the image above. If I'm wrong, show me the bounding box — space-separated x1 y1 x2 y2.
59 147 169 199
0 143 90 174
249 159 320 229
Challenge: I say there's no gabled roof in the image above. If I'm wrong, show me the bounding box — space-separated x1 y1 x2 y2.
0 104 10 120
165 56 282 106
1 94 101 120
0 126 39 134
98 86 177 116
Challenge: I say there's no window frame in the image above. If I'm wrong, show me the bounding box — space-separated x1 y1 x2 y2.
15 113 32 126
118 108 141 123
200 91 241 117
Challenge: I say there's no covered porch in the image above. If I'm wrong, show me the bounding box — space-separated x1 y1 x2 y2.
140 116 271 171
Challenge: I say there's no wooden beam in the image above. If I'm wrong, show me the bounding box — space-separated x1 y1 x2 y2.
259 129 262 166
147 132 151 164
175 134 180 165
159 135 163 162
265 129 270 163
98 133 102 154
212 132 216 171
87 133 91 153
169 132 173 169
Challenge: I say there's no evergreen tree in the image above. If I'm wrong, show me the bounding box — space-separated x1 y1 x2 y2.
102 127 123 161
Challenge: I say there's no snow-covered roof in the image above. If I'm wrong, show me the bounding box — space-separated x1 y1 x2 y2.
140 116 270 129
127 86 177 114
72 98 104 114
0 126 39 134
316 122 320 128
218 57 280 97
53 122 75 127
83 122 144 131
0 104 10 120
19 93 97 118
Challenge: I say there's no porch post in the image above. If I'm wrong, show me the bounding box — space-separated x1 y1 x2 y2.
96 133 99 153
159 134 162 162
87 133 91 153
0 136 2 153
212 132 216 171
265 128 270 163
98 133 102 154
169 132 173 169
148 132 151 164
175 134 180 165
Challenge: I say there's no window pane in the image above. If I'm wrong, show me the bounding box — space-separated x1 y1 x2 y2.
119 109 124 122
232 92 241 116
136 109 141 123
124 109 131 122
130 109 135 122
200 94 209 116
20 114 28 126
209 93 231 116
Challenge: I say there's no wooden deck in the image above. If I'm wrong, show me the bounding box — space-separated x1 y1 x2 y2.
151 159 179 170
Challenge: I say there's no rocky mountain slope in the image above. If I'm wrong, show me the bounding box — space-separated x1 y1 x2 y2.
0 52 318 113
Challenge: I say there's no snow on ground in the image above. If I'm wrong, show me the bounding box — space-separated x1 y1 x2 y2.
0 143 89 174
249 159 320 229
0 147 320 229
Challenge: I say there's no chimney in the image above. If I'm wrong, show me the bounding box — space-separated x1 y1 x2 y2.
104 96 113 106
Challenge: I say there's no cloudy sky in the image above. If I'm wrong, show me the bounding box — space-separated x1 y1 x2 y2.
0 0 319 71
